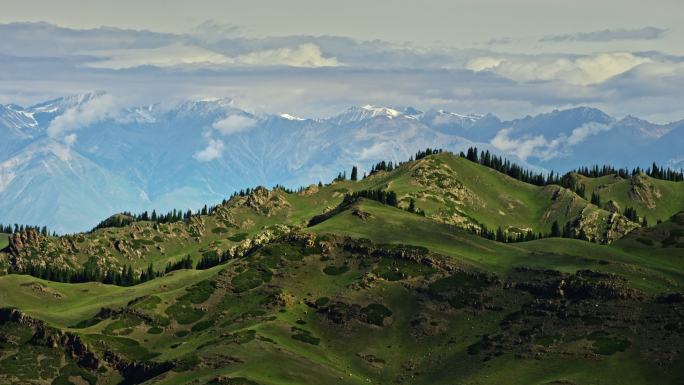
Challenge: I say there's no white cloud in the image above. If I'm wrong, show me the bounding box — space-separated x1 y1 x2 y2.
83 43 337 70
47 93 123 144
84 44 232 69
235 43 338 68
491 128 559 161
212 115 258 135
194 138 224 162
465 57 503 72
491 122 613 160
567 122 611 146
63 133 78 147
467 53 651 86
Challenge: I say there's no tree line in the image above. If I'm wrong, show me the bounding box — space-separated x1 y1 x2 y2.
1 224 54 236
9 255 196 287
91 203 222 232
463 147 684 186
343 189 399 207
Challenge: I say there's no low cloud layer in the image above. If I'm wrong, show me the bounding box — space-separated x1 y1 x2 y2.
466 53 652 86
541 27 667 43
83 43 338 69
194 137 225 162
213 115 258 135
47 94 124 145
491 122 613 161
0 22 683 123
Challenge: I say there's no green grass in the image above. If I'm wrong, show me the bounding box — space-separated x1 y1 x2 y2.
0 152 682 385
0 233 8 250
575 173 684 224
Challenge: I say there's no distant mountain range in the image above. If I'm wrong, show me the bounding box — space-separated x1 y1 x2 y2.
1 93 682 233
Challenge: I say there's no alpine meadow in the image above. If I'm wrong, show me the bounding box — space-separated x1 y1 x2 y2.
1 1 684 384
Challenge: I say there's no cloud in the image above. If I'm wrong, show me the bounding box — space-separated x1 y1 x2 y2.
465 57 503 72
467 53 651 86
485 37 516 46
63 133 78 147
491 122 613 161
541 27 667 43
2 22 684 123
83 44 232 69
212 115 258 135
47 93 123 144
83 42 338 69
194 138 224 162
234 43 338 67
490 128 559 161
567 122 611 145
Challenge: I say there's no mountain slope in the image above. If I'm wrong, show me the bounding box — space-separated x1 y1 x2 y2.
1 94 683 233
0 152 683 384
569 172 684 224
362 153 641 243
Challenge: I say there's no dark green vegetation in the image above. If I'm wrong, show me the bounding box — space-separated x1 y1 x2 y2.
0 151 683 384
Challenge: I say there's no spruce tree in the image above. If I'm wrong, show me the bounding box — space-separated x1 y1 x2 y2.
351 166 358 181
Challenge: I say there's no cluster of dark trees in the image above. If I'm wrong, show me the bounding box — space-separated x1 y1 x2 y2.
570 163 683 182
623 206 648 225
11 255 196 287
412 148 444 161
165 255 194 272
1 224 53 236
343 189 399 207
92 204 222 231
335 148 444 182
462 148 555 186
462 147 684 187
369 161 397 175
476 225 543 243
196 251 230 270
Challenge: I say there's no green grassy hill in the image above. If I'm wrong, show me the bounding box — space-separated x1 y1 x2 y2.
361 154 640 243
0 152 683 385
569 173 684 223
0 233 8 250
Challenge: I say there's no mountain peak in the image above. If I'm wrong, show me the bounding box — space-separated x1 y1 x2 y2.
328 104 409 125
279 113 306 121
28 91 107 114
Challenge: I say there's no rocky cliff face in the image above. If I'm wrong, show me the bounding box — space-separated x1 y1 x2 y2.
0 307 175 384
629 174 662 209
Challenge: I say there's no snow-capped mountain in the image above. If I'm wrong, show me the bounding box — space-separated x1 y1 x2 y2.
0 93 681 233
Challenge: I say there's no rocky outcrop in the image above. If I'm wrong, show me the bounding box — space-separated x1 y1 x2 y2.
514 269 639 300
629 174 662 209
243 186 291 216
8 228 43 257
0 308 100 369
341 238 453 272
0 307 173 383
103 350 174 384
408 158 482 230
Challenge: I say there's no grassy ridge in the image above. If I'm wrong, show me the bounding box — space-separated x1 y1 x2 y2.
572 173 684 223
0 233 7 250
0 152 682 384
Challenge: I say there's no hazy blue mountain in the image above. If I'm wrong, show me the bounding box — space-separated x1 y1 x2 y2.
0 94 681 233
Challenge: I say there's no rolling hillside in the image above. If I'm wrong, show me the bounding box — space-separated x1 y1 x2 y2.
570 173 684 224
0 152 683 385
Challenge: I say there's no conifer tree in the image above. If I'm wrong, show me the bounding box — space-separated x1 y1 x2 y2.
351 166 358 181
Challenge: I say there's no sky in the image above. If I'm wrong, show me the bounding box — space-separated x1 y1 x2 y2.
1 0 683 122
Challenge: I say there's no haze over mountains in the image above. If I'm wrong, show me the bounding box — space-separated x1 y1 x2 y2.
1 92 683 233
